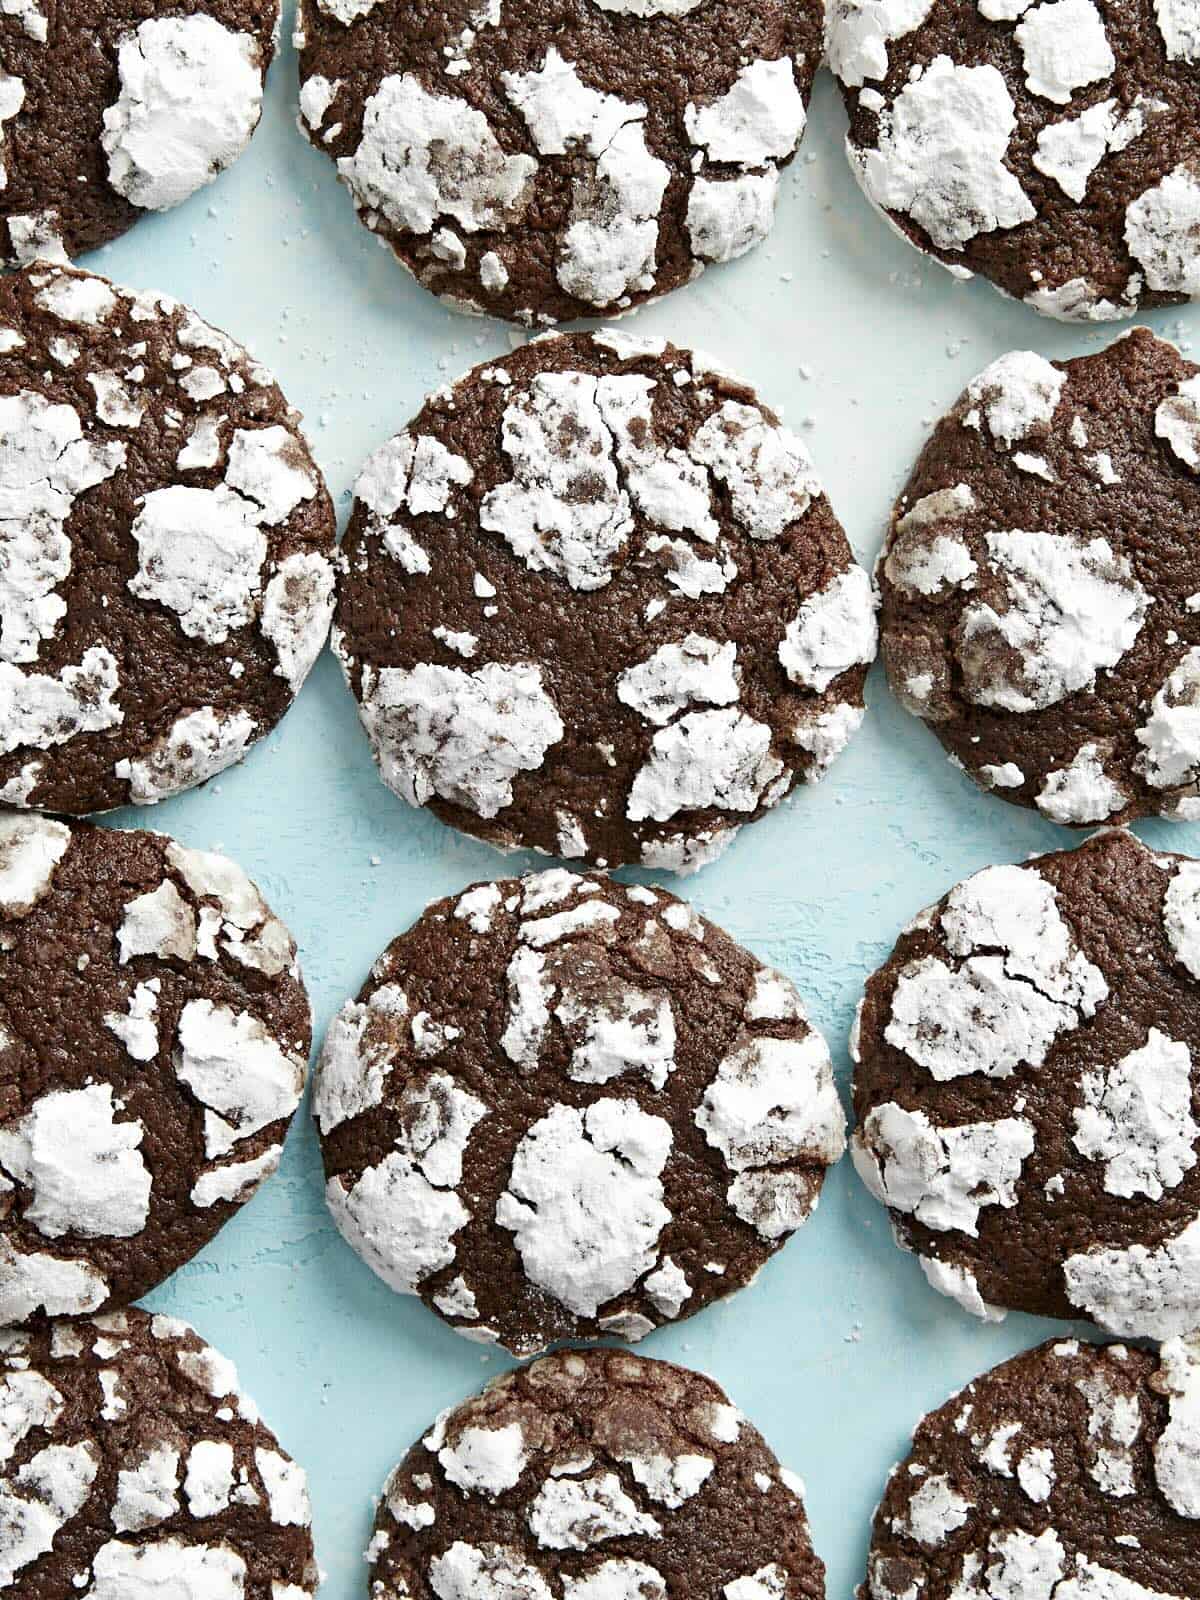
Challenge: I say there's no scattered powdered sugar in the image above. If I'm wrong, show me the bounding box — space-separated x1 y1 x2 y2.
852 56 1035 251
958 530 1149 713
102 16 265 211
358 659 564 819
885 863 1107 1080
853 1103 1034 1236
496 1099 672 1318
1072 1030 1199 1201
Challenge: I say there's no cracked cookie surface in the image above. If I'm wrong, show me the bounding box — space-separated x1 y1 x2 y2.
0 262 335 816
852 828 1200 1337
828 0 1200 322
0 813 311 1328
333 329 876 873
295 0 819 325
367 1349 825 1600
313 868 845 1356
878 328 1200 827
861 1336 1200 1600
0 0 279 263
0 1305 319 1600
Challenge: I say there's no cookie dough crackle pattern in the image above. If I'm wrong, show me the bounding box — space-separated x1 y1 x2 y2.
0 1 279 263
878 329 1200 826
852 828 1200 1338
828 0 1200 321
0 814 311 1328
295 0 818 325
862 1338 1200 1600
368 1350 825 1600
333 331 876 873
0 263 336 816
0 1306 319 1599
313 868 845 1356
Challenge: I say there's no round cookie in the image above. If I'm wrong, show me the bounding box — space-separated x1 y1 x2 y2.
367 1349 825 1600
295 0 818 326
332 330 877 873
313 867 845 1356
0 1305 319 1599
827 0 1200 322
0 812 312 1328
877 329 1200 826
0 1 279 264
861 1337 1200 1600
0 261 336 816
851 827 1200 1338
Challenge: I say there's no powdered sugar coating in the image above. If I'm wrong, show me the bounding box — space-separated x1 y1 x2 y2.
0 818 310 1326
880 330 1200 824
0 262 334 815
859 1338 1198 1600
855 829 1200 1335
0 5 278 263
297 0 817 324
314 870 842 1357
0 1307 318 1597
369 1350 822 1600
336 331 872 870
831 0 1200 320
102 17 267 212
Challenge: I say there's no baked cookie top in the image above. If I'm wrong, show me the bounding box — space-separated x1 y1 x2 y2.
0 1 279 264
828 0 1200 322
314 868 846 1356
878 328 1200 827
295 0 819 325
0 262 336 816
333 329 877 873
0 1305 319 1600
852 828 1200 1338
368 1349 825 1600
0 814 311 1328
862 1337 1200 1600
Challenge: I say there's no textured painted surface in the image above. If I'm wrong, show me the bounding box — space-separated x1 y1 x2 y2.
79 11 1200 1599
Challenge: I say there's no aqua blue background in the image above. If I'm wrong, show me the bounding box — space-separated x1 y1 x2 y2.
78 9 1200 1596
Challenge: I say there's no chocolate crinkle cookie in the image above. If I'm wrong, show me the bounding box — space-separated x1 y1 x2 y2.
0 1305 319 1599
0 813 312 1328
294 0 819 326
367 1349 825 1600
828 0 1200 322
333 330 877 874
878 328 1200 826
851 827 1200 1338
862 1337 1200 1600
313 868 845 1356
0 1 279 264
0 261 336 816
